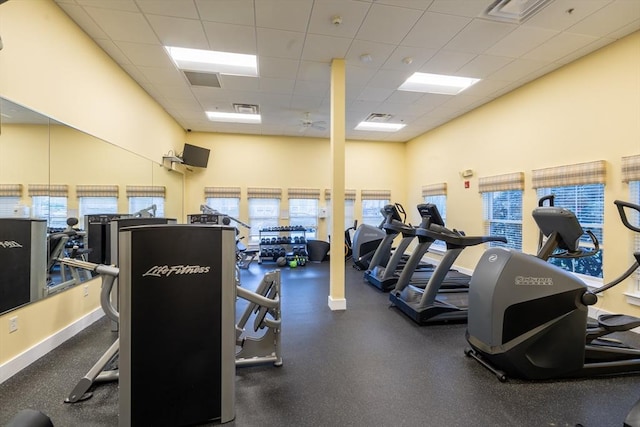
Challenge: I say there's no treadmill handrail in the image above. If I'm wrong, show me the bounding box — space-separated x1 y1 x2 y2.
415 224 507 247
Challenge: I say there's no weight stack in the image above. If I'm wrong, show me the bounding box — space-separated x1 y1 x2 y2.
118 224 236 426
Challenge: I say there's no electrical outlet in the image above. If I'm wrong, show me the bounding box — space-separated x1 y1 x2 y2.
84 285 89 297
9 316 18 333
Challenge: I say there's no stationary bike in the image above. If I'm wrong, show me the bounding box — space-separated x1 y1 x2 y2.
465 200 640 381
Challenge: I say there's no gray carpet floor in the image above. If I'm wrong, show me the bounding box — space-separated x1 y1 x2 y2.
1 261 639 426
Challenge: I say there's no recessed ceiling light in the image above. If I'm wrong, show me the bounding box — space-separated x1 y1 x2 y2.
398 72 480 95
355 122 405 132
206 111 261 124
166 46 258 77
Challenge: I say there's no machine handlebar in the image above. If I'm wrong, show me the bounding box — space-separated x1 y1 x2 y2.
614 200 640 233
416 223 507 247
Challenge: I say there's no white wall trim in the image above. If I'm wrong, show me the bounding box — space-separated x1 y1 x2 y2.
0 308 104 384
328 295 346 311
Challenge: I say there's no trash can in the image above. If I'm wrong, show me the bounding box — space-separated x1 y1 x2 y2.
307 240 330 263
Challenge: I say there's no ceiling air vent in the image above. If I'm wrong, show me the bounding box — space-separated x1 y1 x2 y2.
183 71 221 88
233 103 260 114
483 0 553 24
365 113 393 122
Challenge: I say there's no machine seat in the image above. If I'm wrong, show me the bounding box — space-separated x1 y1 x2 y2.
598 314 640 332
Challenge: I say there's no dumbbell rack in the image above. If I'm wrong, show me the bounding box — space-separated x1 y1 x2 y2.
258 226 308 264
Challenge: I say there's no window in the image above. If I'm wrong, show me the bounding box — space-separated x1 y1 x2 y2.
205 197 240 218
32 196 68 229
79 197 118 227
289 198 318 239
424 194 447 252
482 191 522 250
129 196 165 217
630 180 640 291
536 184 604 278
479 173 524 252
0 196 21 217
362 199 388 227
248 198 280 243
325 190 356 238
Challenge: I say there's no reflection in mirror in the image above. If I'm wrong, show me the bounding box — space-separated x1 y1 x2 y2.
0 97 185 315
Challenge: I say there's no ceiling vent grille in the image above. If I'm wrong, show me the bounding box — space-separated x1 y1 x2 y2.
365 113 392 122
482 0 553 24
233 103 260 114
183 71 221 88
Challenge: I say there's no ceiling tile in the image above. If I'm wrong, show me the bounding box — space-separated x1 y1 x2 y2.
294 81 330 97
147 15 209 50
368 69 413 90
255 0 314 32
522 32 599 61
377 1 433 10
137 65 186 86
76 0 137 12
444 19 517 54
94 38 132 64
567 0 640 38
114 41 175 68
455 55 513 79
257 28 306 59
462 79 511 98
381 46 438 71
356 87 395 102
383 90 424 104
301 34 353 63
297 61 331 82
259 57 300 80
346 39 396 68
259 78 296 94
427 0 488 17
356 3 423 44
136 0 199 19
83 7 158 44
290 95 325 110
307 0 370 38
524 0 611 32
487 58 548 82
202 21 257 54
347 99 383 113
56 3 109 39
401 12 471 49
419 50 476 74
195 0 255 26
218 75 260 91
346 65 377 85
119 63 150 84
485 26 559 58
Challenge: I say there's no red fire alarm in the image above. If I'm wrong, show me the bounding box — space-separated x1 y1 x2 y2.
464 180 470 189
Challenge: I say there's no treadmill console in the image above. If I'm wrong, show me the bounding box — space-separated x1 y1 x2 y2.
417 203 444 227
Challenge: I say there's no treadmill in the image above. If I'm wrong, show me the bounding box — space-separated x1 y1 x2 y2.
371 204 471 292
389 219 506 325
365 203 434 291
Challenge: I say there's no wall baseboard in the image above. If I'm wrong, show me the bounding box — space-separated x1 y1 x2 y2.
0 308 104 384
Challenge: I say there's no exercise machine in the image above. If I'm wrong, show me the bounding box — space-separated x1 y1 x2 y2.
365 203 438 291
389 206 506 324
235 269 283 367
351 212 387 270
61 258 119 403
465 200 640 381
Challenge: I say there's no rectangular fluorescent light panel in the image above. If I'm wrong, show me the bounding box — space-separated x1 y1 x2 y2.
206 111 261 124
398 72 480 95
166 46 258 77
354 122 405 132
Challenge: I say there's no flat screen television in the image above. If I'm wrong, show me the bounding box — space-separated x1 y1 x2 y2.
181 143 210 168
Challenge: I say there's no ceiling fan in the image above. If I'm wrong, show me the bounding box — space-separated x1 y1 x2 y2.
299 112 327 132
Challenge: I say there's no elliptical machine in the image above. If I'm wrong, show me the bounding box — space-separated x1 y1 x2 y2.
465 200 640 381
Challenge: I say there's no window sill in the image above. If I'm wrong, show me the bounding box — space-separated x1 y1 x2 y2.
624 292 640 307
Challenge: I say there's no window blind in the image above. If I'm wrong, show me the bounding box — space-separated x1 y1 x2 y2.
324 189 356 201
28 184 68 197
0 184 22 197
622 154 640 183
126 186 165 197
204 186 241 198
247 187 282 199
288 188 320 199
422 183 447 197
478 172 524 193
532 160 606 188
76 185 119 198
361 190 391 200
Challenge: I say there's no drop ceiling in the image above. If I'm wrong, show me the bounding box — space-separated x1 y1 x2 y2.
52 0 640 142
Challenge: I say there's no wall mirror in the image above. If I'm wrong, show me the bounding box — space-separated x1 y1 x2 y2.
0 97 184 314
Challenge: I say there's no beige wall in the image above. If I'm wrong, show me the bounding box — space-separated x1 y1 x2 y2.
0 0 186 366
184 133 405 240
405 31 640 317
